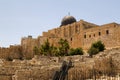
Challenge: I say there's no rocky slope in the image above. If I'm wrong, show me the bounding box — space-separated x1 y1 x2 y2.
0 48 120 80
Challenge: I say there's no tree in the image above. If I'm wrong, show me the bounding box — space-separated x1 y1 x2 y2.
58 39 70 56
51 46 60 56
92 41 105 51
40 39 52 55
87 46 99 57
69 48 84 56
33 46 40 55
88 41 105 57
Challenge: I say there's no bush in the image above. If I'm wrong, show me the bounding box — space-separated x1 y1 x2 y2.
58 39 70 56
87 47 99 57
88 41 105 57
69 48 84 56
33 46 40 55
7 56 13 61
92 41 105 51
39 39 53 56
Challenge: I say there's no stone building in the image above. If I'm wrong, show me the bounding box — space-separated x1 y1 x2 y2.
1 15 120 59
21 15 120 52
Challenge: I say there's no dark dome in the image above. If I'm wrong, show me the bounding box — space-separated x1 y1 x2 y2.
61 16 76 26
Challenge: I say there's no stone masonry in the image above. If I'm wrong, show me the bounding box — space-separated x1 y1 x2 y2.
21 19 120 54
1 16 120 59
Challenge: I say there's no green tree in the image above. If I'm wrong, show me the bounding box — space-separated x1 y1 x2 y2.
88 41 105 57
33 46 40 55
40 39 52 55
87 47 99 57
69 48 84 55
51 46 60 56
58 39 70 56
92 41 105 51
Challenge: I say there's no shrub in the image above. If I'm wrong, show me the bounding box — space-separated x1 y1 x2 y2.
39 39 53 56
7 56 13 61
92 41 105 51
69 48 84 56
88 41 105 57
58 39 70 56
33 46 40 55
87 46 99 57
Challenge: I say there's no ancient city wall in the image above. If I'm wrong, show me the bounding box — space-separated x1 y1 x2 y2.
22 20 120 51
0 45 22 59
21 36 37 59
1 20 120 59
83 23 120 50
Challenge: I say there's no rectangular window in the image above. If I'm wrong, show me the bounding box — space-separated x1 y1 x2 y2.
93 34 95 37
89 35 91 38
99 32 101 36
84 35 86 38
106 30 109 35
71 38 72 41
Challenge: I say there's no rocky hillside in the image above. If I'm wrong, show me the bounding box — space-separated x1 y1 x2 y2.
68 48 120 80
0 48 120 80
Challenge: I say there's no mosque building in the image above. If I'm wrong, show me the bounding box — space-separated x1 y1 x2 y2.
21 15 120 55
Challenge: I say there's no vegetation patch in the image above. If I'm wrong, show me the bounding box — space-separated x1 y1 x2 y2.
88 41 105 57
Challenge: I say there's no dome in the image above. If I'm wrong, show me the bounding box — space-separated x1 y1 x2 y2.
61 16 76 27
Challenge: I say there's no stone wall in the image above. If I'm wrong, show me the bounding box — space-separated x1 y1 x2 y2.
16 20 120 59
39 21 120 50
0 48 120 80
21 36 37 59
38 20 120 50
1 20 120 59
83 23 120 50
0 45 22 60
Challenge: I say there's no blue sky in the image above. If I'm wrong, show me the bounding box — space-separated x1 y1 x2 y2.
0 0 120 47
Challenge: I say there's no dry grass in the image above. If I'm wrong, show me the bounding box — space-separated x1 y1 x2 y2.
67 57 119 80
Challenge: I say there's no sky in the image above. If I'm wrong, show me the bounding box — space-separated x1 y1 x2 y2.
0 0 120 47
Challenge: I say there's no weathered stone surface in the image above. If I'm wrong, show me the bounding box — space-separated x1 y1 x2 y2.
0 76 12 80
1 19 120 59
0 48 120 80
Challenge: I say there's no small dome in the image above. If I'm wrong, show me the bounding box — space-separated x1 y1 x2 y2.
60 16 76 27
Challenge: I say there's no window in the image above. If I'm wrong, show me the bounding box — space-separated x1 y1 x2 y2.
114 25 116 27
93 34 95 37
71 38 72 41
89 35 91 38
99 32 101 36
106 30 109 35
84 35 86 38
